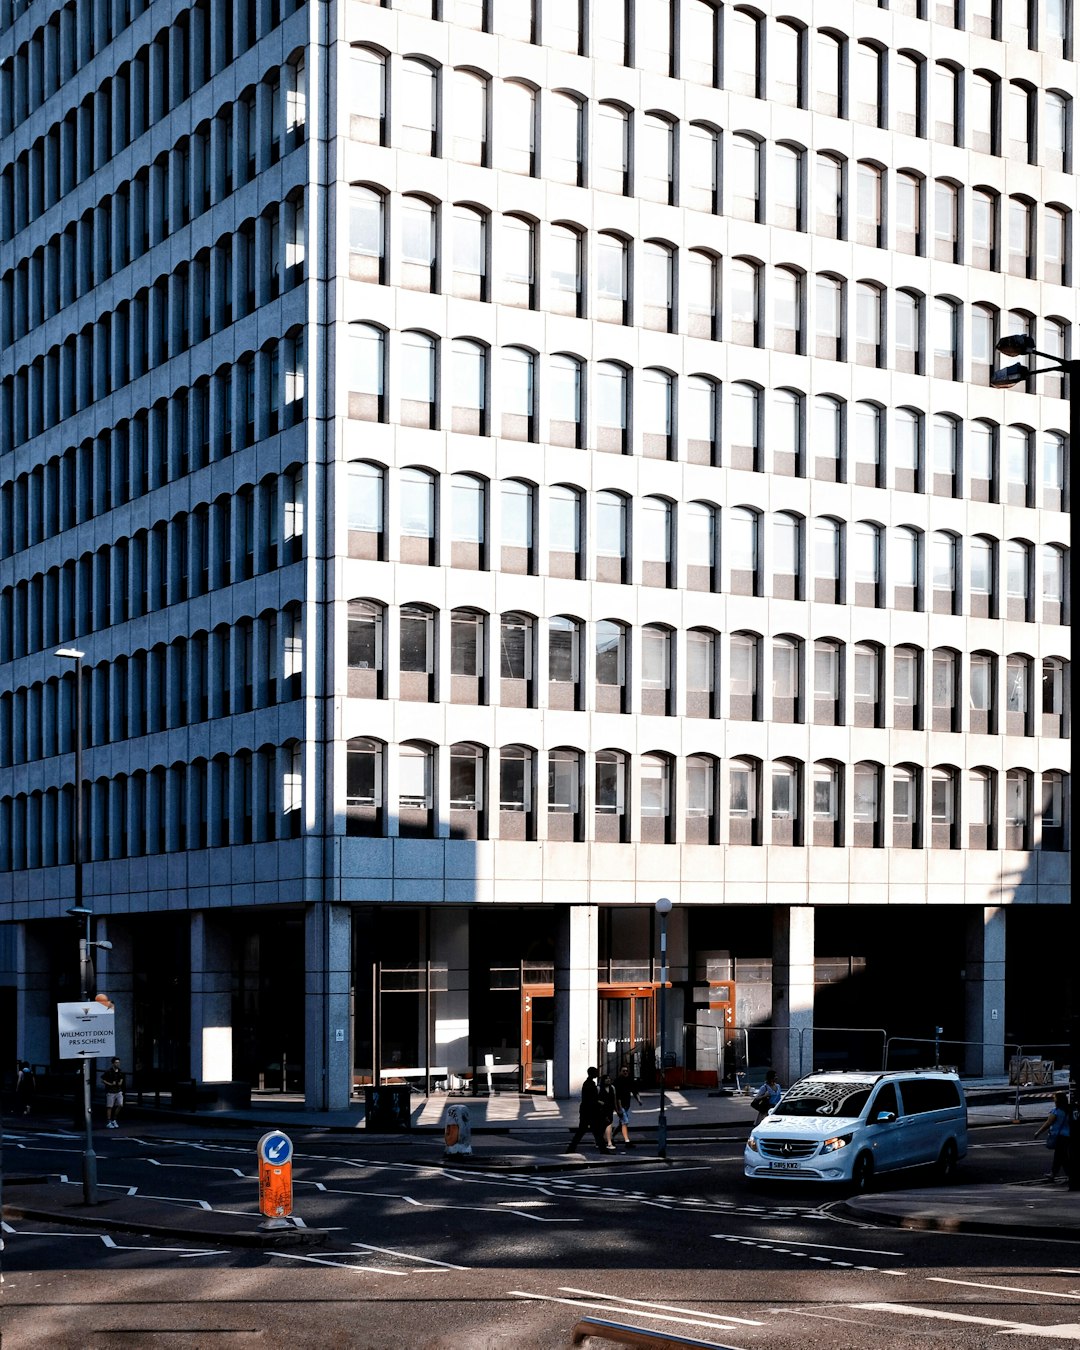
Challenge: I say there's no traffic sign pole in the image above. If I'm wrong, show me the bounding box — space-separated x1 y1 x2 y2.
256 1130 294 1229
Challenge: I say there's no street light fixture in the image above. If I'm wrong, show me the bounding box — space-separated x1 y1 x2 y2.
56 648 98 1206
655 897 672 1159
990 337 1079 1193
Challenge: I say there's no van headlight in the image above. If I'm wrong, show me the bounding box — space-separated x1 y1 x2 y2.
746 1136 759 1152
821 1132 854 1154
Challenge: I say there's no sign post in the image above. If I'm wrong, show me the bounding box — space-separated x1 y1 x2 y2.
257 1130 294 1229
57 1001 116 1060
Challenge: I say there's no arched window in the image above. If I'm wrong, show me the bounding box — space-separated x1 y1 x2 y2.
449 473 486 568
853 761 883 847
730 258 761 349
500 346 535 441
1041 771 1068 851
451 340 487 436
728 756 761 845
640 113 676 205
968 768 995 850
595 361 628 453
1006 653 1032 735
813 640 842 725
595 619 629 713
501 79 536 175
453 68 489 166
931 531 959 614
548 486 582 578
969 535 996 618
686 753 719 843
500 213 536 309
855 281 883 368
815 274 843 360
684 1 720 86
549 353 583 448
729 133 761 221
450 608 486 703
401 195 437 292
595 748 629 842
349 46 387 146
970 652 997 734
399 467 436 565
686 374 719 464
640 496 674 587
594 491 629 585
1006 539 1032 620
685 501 718 591
972 187 999 270
895 288 923 372
548 615 582 709
854 41 883 126
640 752 674 843
547 747 583 841
549 223 582 317
449 742 486 838
1006 424 1032 505
772 266 803 353
932 647 959 732
595 103 630 195
400 331 437 428
1043 430 1067 511
346 736 383 836
774 142 804 231
500 611 535 700
596 232 629 324
1042 544 1065 623
1044 91 1069 172
729 506 760 594
347 599 384 698
686 628 718 718
892 763 922 849
349 322 386 421
814 395 843 481
893 526 922 609
1044 205 1069 286
348 186 385 283
400 58 438 156
499 745 535 839
772 636 801 723
934 61 959 145
772 510 803 600
641 368 674 458
930 766 960 849
641 624 673 715
398 741 435 836
399 603 436 700
549 91 584 186
726 8 762 97
934 179 960 262
1004 767 1032 849
770 758 802 845
772 388 803 475
642 242 674 333
729 632 761 721
452 205 487 301
814 517 842 603
933 297 960 381
685 123 720 212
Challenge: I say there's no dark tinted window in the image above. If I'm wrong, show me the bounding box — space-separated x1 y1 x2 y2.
898 1077 961 1114
773 1079 874 1118
870 1082 899 1118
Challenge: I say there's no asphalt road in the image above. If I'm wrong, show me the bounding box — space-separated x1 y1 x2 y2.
2 1121 1078 1349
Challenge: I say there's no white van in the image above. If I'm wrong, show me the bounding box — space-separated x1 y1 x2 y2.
744 1070 968 1190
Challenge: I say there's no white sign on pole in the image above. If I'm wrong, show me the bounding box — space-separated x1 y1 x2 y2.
57 1001 116 1059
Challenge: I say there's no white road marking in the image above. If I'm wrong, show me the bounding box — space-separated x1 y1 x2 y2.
559 1286 763 1327
927 1276 1080 1301
510 1290 753 1341
267 1251 406 1275
4 1227 224 1257
852 1302 1080 1339
350 1241 469 1270
712 1233 903 1257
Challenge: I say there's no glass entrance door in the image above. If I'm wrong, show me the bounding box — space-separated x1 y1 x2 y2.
598 991 655 1080
522 986 555 1091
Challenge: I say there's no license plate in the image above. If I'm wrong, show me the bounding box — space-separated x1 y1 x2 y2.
768 1161 799 1171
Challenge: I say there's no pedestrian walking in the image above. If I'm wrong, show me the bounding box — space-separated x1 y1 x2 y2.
14 1060 34 1116
750 1069 783 1125
567 1066 614 1153
614 1064 642 1148
101 1057 126 1129
1034 1091 1071 1182
598 1073 618 1151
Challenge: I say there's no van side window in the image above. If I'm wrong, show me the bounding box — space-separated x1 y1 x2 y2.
871 1082 899 1118
899 1078 961 1113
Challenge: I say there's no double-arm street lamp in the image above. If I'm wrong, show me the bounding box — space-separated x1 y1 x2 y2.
655 897 672 1158
991 336 1078 1193
55 648 109 1206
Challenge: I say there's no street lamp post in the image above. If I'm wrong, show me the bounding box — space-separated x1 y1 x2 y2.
55 648 98 1206
991 336 1079 1193
655 897 672 1158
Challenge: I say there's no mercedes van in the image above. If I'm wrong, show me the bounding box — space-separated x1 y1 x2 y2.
744 1070 968 1190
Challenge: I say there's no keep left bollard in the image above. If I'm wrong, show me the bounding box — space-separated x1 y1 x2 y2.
443 1103 472 1157
257 1129 294 1230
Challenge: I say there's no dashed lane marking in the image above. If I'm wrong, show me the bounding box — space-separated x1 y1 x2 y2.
927 1276 1080 1300
711 1233 906 1274
558 1287 764 1328
509 1289 756 1343
349 1241 469 1270
850 1302 1080 1340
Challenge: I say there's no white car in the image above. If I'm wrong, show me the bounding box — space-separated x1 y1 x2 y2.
744 1070 968 1190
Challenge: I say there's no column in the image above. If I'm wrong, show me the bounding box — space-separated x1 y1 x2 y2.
15 922 53 1067
554 904 598 1099
190 911 233 1083
431 908 469 1080
96 917 134 1070
964 906 1006 1076
772 905 814 1084
304 903 353 1111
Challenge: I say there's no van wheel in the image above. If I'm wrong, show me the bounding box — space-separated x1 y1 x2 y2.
936 1139 959 1182
851 1153 874 1193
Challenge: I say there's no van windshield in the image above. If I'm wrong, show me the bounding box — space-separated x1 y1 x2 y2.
771 1080 876 1119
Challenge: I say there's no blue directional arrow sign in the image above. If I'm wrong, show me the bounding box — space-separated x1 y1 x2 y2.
257 1130 293 1166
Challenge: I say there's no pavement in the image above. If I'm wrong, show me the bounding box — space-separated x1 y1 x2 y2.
4 1078 1076 1248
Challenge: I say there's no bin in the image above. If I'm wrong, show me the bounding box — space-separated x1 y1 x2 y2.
364 1084 413 1131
